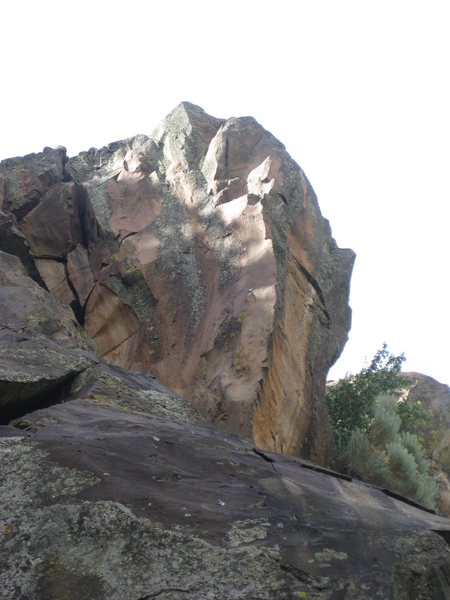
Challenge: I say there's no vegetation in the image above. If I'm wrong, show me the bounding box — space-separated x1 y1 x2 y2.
326 344 408 449
326 345 437 509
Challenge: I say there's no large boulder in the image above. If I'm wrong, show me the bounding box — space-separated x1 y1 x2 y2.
64 102 355 463
0 103 354 463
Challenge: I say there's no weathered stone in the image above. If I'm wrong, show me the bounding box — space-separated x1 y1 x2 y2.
0 250 95 350
67 244 95 306
84 283 150 370
0 179 449 598
19 182 85 258
0 146 66 220
0 336 94 423
67 361 204 426
1 397 449 599
0 212 44 285
63 102 355 464
35 258 76 306
0 105 355 463
0 250 98 421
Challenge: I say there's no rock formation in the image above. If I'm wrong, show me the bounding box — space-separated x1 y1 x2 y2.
1 105 449 599
0 103 355 464
2 383 450 599
402 372 450 517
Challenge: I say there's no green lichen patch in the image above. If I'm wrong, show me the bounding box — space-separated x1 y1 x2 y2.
108 271 156 327
154 193 205 330
0 499 295 600
227 518 271 547
69 365 203 425
0 437 100 513
314 548 348 562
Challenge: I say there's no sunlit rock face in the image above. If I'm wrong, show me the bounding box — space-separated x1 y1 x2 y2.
0 103 354 464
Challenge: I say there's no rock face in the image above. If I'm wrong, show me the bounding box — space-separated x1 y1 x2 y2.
1 358 450 598
403 372 450 517
0 111 449 597
0 103 355 464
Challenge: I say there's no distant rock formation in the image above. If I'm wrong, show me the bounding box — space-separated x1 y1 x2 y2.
403 372 450 517
0 103 354 464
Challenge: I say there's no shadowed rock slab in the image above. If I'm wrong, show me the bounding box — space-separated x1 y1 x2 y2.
0 250 98 421
0 212 44 285
0 250 95 352
1 393 449 599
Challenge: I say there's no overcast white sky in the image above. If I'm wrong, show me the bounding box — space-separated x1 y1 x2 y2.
1 1 449 383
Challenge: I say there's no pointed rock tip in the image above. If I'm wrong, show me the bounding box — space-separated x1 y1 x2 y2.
174 101 207 114
161 101 209 124
153 102 226 141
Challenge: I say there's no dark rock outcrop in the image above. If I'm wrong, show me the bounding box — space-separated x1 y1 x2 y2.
0 250 98 423
1 371 450 599
0 103 355 463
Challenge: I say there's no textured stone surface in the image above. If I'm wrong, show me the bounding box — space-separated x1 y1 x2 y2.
0 103 354 462
0 250 95 353
0 250 98 422
1 397 449 600
63 102 355 462
0 146 66 219
0 213 449 597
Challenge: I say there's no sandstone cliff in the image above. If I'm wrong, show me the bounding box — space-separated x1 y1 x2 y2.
0 103 355 464
1 107 449 599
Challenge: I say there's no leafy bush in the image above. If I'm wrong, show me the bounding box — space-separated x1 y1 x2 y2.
326 346 438 509
397 397 432 439
326 344 408 449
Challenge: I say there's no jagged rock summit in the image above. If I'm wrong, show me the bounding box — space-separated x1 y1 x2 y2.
1 105 450 599
0 102 355 464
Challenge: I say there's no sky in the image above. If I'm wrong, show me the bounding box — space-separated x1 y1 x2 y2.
1 0 449 384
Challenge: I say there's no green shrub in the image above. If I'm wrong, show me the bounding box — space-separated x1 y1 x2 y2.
369 395 401 448
345 429 389 485
401 431 429 474
327 346 438 510
326 344 408 449
397 397 432 440
345 399 438 509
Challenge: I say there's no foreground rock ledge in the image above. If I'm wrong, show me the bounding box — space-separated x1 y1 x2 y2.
0 103 355 464
1 391 449 600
